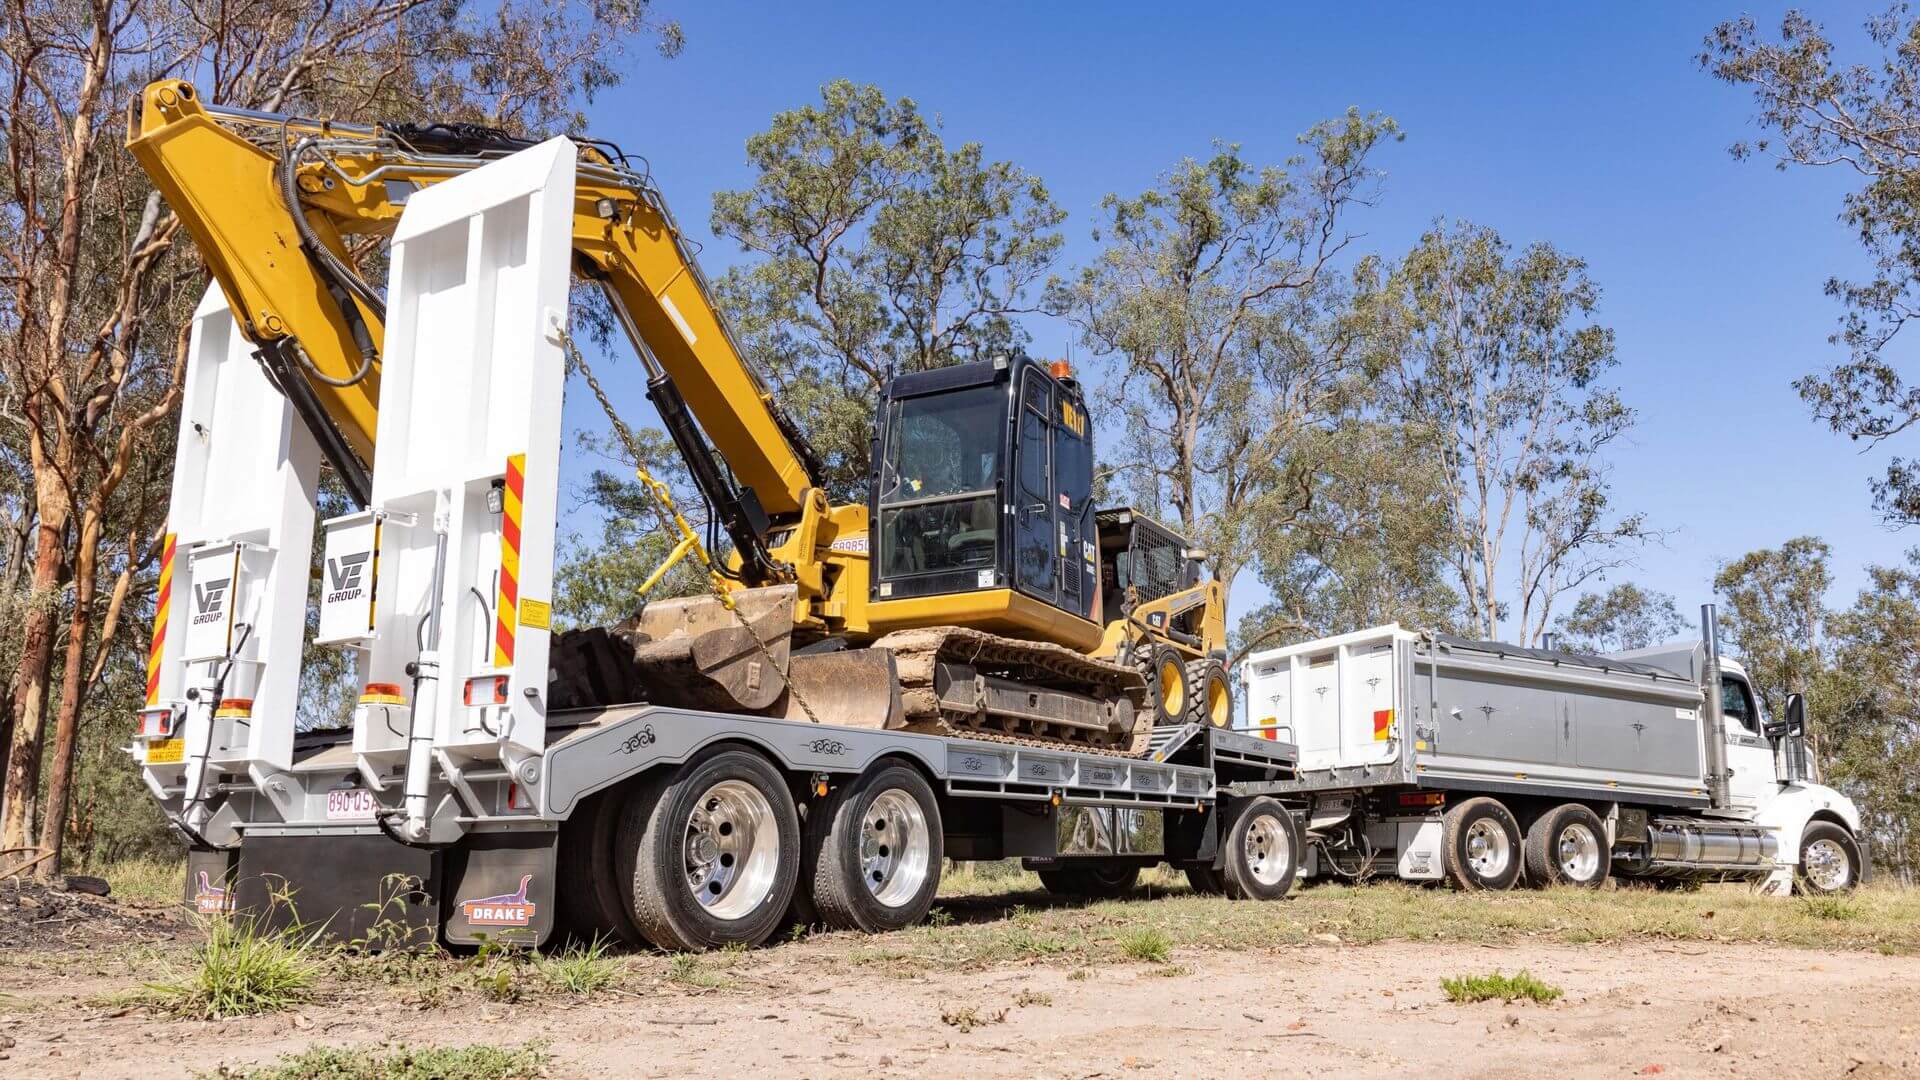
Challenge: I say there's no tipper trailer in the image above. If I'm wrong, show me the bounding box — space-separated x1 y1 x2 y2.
128 90 1302 951
1238 615 1866 894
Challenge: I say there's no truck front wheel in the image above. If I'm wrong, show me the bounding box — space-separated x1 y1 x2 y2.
1441 797 1524 891
1797 821 1862 895
1523 803 1611 888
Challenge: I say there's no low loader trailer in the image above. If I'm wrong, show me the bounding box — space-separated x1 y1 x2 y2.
130 104 1302 951
1237 612 1866 894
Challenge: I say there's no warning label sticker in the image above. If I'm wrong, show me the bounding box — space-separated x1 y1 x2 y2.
146 737 185 764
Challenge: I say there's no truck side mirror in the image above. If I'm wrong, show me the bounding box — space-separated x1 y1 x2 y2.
1784 693 1806 738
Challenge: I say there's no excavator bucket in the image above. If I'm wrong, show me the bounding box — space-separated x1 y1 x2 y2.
623 585 797 712
781 648 905 729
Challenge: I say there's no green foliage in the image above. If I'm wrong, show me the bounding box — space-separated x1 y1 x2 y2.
535 935 621 996
1801 894 1860 922
1119 926 1172 963
1440 970 1563 1004
1704 11 1920 525
1050 115 1401 592
552 429 707 630
140 913 329 1019
1243 420 1462 651
1369 220 1648 644
1554 582 1689 653
710 79 1065 497
1714 537 1833 722
207 1041 552 1080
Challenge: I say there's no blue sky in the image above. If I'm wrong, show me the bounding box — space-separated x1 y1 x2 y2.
563 1 1913 630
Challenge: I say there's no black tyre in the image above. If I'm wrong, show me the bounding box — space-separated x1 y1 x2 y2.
1183 864 1226 895
1184 660 1232 728
1221 797 1299 900
805 762 944 933
1796 821 1862 895
1523 803 1611 889
557 787 646 946
1441 797 1524 891
1142 643 1189 726
1036 863 1141 898
617 749 800 951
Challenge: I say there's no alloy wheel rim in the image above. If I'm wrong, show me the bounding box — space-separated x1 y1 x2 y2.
1464 818 1512 881
861 788 932 908
1556 822 1601 881
1244 813 1291 886
1803 837 1851 891
683 779 780 920
1159 660 1184 716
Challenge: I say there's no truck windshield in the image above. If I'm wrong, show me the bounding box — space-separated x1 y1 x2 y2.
878 385 1005 579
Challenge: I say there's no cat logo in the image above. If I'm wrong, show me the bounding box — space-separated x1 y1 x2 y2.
325 551 371 604
191 578 230 625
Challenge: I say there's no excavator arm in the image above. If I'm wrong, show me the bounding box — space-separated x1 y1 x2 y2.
126 79 823 583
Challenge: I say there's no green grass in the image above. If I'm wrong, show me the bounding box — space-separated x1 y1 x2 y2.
1119 926 1172 963
87 855 186 906
138 913 328 1019
208 1042 551 1079
534 935 621 996
1800 893 1859 921
1441 970 1564 1004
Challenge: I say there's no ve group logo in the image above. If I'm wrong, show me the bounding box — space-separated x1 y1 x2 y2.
191 578 230 626
325 551 371 605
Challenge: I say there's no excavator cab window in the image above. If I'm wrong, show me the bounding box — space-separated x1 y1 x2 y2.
875 382 1006 582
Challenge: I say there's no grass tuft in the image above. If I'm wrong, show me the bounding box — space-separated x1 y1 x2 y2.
1800 894 1859 921
1441 970 1563 1004
207 1041 551 1079
140 913 327 1019
534 936 620 997
1119 926 1172 963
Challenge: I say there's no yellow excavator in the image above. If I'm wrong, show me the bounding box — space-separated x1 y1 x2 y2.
127 80 1232 752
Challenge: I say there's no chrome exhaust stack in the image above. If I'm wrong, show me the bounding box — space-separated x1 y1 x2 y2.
1700 604 1730 809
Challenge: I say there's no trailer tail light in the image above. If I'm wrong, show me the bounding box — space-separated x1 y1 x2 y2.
464 675 510 707
1397 791 1444 808
138 706 175 739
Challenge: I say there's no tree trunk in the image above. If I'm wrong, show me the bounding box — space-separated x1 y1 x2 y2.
35 510 102 876
0 470 71 852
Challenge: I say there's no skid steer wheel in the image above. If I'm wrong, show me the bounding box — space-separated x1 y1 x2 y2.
1441 797 1524 891
1221 797 1300 900
1523 803 1611 889
1140 643 1189 726
1036 863 1141 899
1796 821 1862 895
804 762 944 932
618 750 800 951
1184 660 1232 728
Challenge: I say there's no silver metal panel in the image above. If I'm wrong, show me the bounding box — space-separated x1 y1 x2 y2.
1056 807 1165 855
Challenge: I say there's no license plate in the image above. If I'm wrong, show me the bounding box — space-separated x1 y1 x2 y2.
326 789 380 821
145 737 184 764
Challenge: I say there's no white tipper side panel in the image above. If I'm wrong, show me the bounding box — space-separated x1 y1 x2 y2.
141 284 319 785
1242 625 1407 771
362 136 574 768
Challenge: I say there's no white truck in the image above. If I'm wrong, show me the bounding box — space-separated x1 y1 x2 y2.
1238 614 1866 894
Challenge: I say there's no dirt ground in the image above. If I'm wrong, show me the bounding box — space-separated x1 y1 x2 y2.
3 925 1917 1077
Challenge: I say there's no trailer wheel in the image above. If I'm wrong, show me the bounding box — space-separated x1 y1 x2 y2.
1183 864 1226 896
805 762 944 932
1796 821 1862 895
1523 803 1610 888
1441 797 1524 891
558 787 646 946
1221 797 1299 900
1184 660 1232 728
618 749 800 951
1036 863 1141 898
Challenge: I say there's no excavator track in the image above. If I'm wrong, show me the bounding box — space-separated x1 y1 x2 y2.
876 626 1155 756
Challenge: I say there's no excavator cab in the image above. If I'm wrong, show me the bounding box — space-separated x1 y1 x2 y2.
867 353 1099 644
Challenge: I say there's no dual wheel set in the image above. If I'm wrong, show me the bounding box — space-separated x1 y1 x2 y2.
1436 796 1865 894
560 748 945 951
1135 643 1233 729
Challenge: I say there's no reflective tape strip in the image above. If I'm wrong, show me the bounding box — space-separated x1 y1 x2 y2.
145 532 176 706
1373 708 1394 741
494 455 525 669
